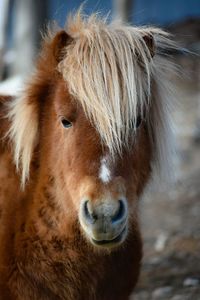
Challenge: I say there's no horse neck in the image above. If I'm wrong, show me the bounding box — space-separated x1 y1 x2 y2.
0 95 22 218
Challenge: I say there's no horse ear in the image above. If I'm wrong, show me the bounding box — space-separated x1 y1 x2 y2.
142 34 155 58
136 33 155 66
51 30 72 62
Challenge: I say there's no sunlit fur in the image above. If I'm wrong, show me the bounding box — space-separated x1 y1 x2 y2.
8 11 177 187
6 96 38 186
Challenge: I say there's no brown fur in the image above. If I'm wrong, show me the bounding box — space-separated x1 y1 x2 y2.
0 18 160 300
0 93 150 299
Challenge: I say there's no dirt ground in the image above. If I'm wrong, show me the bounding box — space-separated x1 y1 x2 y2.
133 62 200 299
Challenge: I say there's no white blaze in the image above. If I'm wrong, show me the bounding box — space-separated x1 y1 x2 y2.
99 157 111 183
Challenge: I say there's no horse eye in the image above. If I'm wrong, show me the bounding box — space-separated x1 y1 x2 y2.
61 118 72 128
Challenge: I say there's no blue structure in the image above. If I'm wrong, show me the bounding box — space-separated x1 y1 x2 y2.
49 0 200 27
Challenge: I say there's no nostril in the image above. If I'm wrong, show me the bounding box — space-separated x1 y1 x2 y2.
112 200 126 223
83 201 97 224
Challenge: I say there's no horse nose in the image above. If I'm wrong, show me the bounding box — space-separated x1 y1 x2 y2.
83 200 126 224
80 199 128 247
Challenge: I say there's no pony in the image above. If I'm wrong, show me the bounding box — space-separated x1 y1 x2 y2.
0 11 177 300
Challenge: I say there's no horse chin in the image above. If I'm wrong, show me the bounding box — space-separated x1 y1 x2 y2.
88 226 128 250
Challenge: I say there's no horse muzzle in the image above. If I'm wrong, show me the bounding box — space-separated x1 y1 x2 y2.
79 198 128 248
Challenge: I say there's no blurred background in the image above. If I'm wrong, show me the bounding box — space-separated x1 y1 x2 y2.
0 1 200 299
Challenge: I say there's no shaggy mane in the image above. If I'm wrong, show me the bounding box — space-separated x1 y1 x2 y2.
59 13 156 154
7 11 178 187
